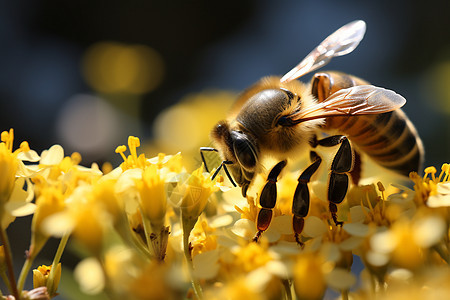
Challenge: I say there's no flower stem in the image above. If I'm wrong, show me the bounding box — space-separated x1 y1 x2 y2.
0 272 11 296
181 212 203 299
341 289 349 300
47 232 69 296
281 279 292 300
0 225 19 299
17 251 36 294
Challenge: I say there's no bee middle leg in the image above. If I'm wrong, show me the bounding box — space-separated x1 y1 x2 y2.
313 135 353 226
253 160 287 242
292 152 322 246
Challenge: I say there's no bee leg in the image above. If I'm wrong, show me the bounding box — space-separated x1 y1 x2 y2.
292 154 322 247
326 136 353 226
253 160 287 242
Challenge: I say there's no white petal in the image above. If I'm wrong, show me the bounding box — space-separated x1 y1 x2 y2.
246 268 272 293
41 213 75 237
343 222 370 237
231 219 256 240
349 206 368 223
413 216 446 248
370 230 396 254
303 216 328 237
264 227 281 243
427 194 450 207
266 260 290 279
74 257 105 294
5 202 35 217
17 150 40 162
270 241 302 255
320 242 341 263
16 161 37 177
437 182 450 194
388 268 413 281
325 268 356 290
217 234 239 249
192 250 219 280
339 236 363 251
366 250 389 267
209 214 233 228
40 145 64 165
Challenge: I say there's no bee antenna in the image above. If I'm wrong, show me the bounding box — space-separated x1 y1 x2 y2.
212 160 237 187
200 147 218 173
199 147 237 187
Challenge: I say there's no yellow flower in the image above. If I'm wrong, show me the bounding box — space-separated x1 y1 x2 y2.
411 163 450 208
33 263 61 295
233 242 272 273
190 220 217 258
115 136 149 171
0 140 18 204
180 164 218 219
136 164 166 226
370 215 446 270
0 129 38 212
92 178 123 224
293 253 328 300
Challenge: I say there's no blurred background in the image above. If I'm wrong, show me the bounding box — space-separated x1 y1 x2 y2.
1 0 449 297
2 0 449 170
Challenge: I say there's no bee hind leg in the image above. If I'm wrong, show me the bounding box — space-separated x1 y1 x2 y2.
292 154 322 247
253 160 287 242
317 135 353 226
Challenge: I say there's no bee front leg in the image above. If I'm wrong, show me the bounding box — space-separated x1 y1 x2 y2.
253 160 287 242
315 135 353 226
292 153 322 247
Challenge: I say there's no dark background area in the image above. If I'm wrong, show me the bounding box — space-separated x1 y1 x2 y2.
1 0 449 298
1 0 449 167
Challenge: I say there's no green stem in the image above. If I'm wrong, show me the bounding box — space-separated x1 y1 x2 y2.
46 232 70 296
0 225 19 299
0 272 10 296
17 251 36 294
181 212 203 299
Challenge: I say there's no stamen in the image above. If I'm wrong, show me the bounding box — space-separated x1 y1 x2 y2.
115 145 127 162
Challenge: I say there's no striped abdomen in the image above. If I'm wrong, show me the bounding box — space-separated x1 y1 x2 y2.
325 111 424 176
311 71 424 176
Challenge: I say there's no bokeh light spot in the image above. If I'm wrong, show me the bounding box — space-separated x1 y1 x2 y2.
82 42 164 95
56 94 124 161
152 90 235 169
424 59 450 114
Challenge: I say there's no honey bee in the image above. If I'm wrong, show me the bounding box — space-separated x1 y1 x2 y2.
200 20 424 244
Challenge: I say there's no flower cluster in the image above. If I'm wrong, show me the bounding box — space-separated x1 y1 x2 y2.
0 127 449 300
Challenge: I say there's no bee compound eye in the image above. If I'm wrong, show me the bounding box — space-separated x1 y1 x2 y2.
231 131 257 169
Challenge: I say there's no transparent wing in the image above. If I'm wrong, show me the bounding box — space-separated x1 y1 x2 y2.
280 20 366 83
289 85 406 123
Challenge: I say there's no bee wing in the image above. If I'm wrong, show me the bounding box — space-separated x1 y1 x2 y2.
280 20 366 83
289 85 406 123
